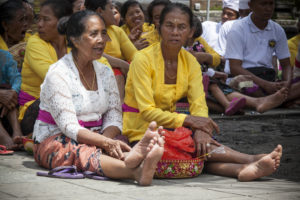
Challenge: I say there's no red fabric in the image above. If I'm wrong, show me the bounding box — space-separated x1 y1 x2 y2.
112 68 123 76
162 127 195 160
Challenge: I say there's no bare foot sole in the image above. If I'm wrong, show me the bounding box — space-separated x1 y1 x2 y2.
257 88 288 113
138 137 164 186
238 145 282 182
125 121 161 168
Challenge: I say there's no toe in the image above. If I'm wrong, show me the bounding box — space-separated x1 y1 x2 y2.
148 121 157 131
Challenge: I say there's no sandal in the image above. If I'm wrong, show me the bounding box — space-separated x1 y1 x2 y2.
83 171 109 180
225 97 246 116
0 145 14 155
37 165 84 179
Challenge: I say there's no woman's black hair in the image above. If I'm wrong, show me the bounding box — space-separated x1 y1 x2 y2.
58 10 103 49
85 0 109 11
41 0 73 19
192 15 202 38
147 0 170 25
120 0 144 19
112 1 122 12
0 0 24 35
159 3 194 33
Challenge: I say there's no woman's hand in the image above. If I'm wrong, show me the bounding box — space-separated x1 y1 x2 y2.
133 38 149 50
213 71 228 83
183 115 219 137
262 80 284 95
0 104 9 118
0 90 18 110
189 51 212 65
102 138 131 160
193 130 221 159
128 24 143 42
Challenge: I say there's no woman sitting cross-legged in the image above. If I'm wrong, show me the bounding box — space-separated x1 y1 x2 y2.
33 10 164 186
123 3 282 182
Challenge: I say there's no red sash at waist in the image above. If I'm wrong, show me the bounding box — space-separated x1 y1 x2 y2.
122 103 139 113
37 109 103 128
18 90 36 106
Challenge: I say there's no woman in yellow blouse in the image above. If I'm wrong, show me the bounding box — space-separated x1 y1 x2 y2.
141 0 170 46
123 2 283 182
120 0 155 50
85 0 138 103
19 0 73 135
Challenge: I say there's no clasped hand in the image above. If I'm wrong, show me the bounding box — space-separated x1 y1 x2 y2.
103 138 131 160
193 130 221 160
0 89 18 109
184 115 219 137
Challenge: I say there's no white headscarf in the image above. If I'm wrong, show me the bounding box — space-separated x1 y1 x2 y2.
222 0 239 12
239 0 250 10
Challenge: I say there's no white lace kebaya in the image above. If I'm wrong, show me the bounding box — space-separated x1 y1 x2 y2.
33 52 122 143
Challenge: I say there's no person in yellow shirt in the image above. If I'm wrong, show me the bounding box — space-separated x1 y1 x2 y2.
285 17 300 106
120 0 155 50
0 0 28 50
123 2 283 182
85 0 138 103
19 0 73 135
141 0 170 46
288 18 300 68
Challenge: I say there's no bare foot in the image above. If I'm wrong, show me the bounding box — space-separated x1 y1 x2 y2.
256 88 288 113
238 145 282 182
0 131 19 150
251 154 267 163
137 137 164 186
125 121 161 168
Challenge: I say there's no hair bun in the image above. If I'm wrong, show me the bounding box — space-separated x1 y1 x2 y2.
57 16 70 35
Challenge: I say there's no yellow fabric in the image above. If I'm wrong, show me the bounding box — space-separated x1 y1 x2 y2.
23 31 33 42
123 42 208 142
0 33 32 50
141 29 160 46
104 25 137 62
121 23 155 37
194 36 221 67
97 56 112 70
288 34 300 67
19 34 71 120
0 35 8 50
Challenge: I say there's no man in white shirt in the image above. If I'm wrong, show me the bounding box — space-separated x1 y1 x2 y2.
217 0 251 57
225 0 292 96
202 0 239 51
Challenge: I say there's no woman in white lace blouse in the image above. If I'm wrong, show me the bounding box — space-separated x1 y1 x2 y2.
33 10 164 186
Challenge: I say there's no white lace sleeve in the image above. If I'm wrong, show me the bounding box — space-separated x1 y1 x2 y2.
41 70 86 141
101 68 122 132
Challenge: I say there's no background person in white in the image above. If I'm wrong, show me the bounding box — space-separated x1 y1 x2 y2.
201 0 239 51
225 0 292 96
216 0 251 57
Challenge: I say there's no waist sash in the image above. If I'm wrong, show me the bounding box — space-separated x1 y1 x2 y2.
18 90 36 106
122 103 139 113
37 109 103 128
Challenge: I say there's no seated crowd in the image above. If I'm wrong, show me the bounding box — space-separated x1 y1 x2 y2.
0 0 299 185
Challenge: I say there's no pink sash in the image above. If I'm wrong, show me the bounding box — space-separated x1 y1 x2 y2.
37 109 103 128
122 103 139 113
18 90 36 106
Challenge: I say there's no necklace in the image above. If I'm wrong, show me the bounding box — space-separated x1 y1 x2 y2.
164 60 177 80
73 55 96 90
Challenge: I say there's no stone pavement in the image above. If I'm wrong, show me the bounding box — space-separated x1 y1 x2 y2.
1 108 300 200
